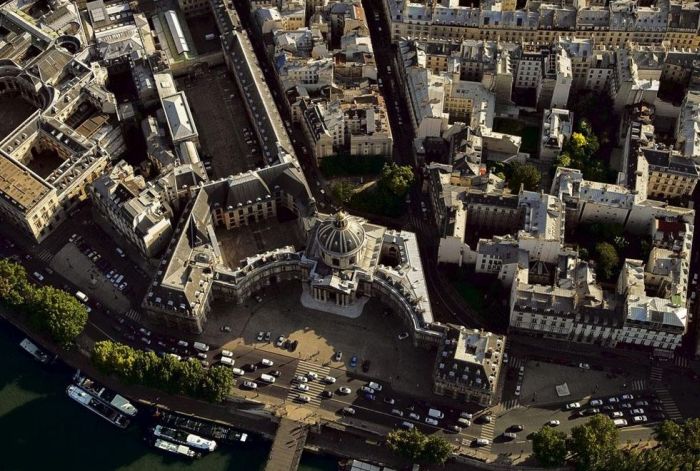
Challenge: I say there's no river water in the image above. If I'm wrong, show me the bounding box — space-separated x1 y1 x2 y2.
0 325 336 471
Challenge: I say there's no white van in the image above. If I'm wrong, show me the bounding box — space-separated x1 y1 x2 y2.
75 291 89 303
219 356 234 366
193 342 210 352
260 373 276 383
428 408 445 419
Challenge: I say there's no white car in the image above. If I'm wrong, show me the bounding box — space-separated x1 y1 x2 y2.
294 375 308 383
408 412 420 421
361 386 375 394
425 417 439 426
515 385 521 396
620 394 634 401
221 350 233 358
368 382 383 392
579 363 590 369
306 371 319 380
631 408 645 415
632 415 647 423
398 332 409 340
232 368 244 376
589 399 603 406
342 407 356 415
610 411 624 418
242 381 257 389
297 395 310 403
338 386 352 395
296 383 309 391
260 358 274 367
548 420 561 427
323 376 336 384
565 402 582 410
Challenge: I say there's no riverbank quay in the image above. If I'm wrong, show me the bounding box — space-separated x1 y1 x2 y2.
0 306 535 470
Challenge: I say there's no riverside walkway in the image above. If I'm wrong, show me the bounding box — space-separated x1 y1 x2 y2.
265 417 309 471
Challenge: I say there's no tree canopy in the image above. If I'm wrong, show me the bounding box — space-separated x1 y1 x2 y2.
386 428 452 464
379 162 414 197
507 162 541 192
91 340 234 403
569 414 619 471
594 242 620 281
0 259 87 348
532 426 568 467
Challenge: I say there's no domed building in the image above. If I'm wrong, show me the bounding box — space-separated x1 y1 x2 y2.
316 211 366 270
304 211 386 311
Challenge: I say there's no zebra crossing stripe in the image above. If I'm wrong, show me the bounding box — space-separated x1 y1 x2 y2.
286 360 330 407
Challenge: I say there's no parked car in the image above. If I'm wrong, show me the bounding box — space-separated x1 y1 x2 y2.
610 411 624 418
264 331 271 342
289 340 298 352
398 332 409 340
350 355 358 368
579 363 591 369
260 358 273 367
408 412 420 421
620 394 634 401
608 397 619 404
503 432 517 440
634 400 649 407
242 381 257 389
632 415 647 423
334 351 343 361
383 397 395 405
509 424 525 432
631 408 645 415
321 390 333 399
323 376 336 384
425 417 439 426
257 332 265 341
338 386 352 395
275 335 285 347
270 370 281 377
589 399 603 406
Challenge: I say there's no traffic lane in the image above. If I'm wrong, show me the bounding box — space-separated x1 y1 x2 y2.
321 393 481 442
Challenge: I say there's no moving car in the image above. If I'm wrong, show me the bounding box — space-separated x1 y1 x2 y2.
323 376 336 384
350 355 358 368
398 332 409 340
565 402 582 410
342 407 356 415
242 381 257 389
368 381 383 392
296 383 309 391
297 395 310 403
334 351 343 361
548 420 561 427
338 386 352 395
503 432 517 440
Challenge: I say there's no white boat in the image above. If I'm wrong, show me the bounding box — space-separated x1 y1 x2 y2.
153 438 198 458
153 425 217 451
66 385 130 428
19 338 50 364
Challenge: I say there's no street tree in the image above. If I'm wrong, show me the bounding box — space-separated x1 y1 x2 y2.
569 414 618 471
507 162 541 192
594 242 619 281
0 259 30 306
380 163 414 196
421 435 453 464
201 366 235 402
27 285 88 348
386 427 426 462
331 181 356 204
532 426 568 467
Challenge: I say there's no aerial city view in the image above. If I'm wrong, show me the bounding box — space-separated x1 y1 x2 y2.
0 0 699 469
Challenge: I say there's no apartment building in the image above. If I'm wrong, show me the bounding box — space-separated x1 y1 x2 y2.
433 325 506 407
91 161 174 258
383 0 700 49
539 108 574 161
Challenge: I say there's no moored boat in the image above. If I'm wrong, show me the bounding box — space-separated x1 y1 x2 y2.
152 438 198 458
66 385 130 428
153 424 217 451
19 338 50 364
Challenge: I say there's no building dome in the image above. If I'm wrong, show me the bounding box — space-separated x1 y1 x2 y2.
317 211 365 260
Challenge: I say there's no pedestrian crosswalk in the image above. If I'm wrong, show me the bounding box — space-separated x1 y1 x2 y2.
480 419 496 452
124 309 142 322
650 365 663 383
286 360 330 407
655 388 682 420
36 249 53 263
630 379 646 391
509 356 525 370
499 397 520 411
674 355 689 368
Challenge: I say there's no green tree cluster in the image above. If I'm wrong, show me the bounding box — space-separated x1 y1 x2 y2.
0 259 87 348
594 242 620 281
386 428 452 465
507 162 541 192
92 340 234 402
348 163 414 217
554 116 612 182
331 181 356 204
533 415 700 471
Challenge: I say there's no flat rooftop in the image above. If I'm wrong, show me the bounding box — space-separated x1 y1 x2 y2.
0 152 51 212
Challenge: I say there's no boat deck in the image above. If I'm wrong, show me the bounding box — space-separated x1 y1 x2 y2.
157 410 248 443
